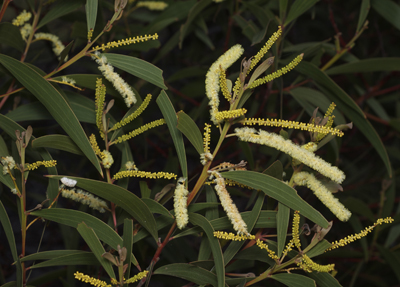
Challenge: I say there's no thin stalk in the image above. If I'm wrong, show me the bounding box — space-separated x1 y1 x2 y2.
0 0 11 22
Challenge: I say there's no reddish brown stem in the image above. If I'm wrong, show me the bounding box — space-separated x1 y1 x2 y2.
0 0 11 22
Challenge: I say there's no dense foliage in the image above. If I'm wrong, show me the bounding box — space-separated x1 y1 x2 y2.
0 0 399 286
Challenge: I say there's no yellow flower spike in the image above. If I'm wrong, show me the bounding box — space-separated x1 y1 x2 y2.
92 33 159 51
215 108 247 121
327 217 394 251
213 171 249 235
110 94 152 132
111 119 166 144
235 127 346 184
174 177 189 229
281 238 295 258
324 102 336 118
241 118 344 137
26 160 57 170
136 1 168 10
101 150 114 169
214 231 255 241
292 211 301 250
125 270 149 284
248 26 282 74
89 134 104 158
293 172 351 221
61 187 108 213
298 254 335 273
20 23 33 40
219 67 231 102
95 78 106 138
248 54 303 89
113 170 177 180
256 239 279 261
203 123 212 153
110 278 118 285
74 271 111 286
232 77 241 99
34 33 67 60
88 29 93 42
12 10 32 26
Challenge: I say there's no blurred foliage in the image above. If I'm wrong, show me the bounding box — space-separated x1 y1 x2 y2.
0 0 399 286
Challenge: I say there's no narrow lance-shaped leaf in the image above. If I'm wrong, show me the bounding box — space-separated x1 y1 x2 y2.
105 53 167 90
277 203 290 257
0 54 102 175
189 213 225 287
0 201 18 262
86 0 98 36
157 91 188 179
177 111 204 154
285 0 319 26
77 222 116 278
221 171 329 228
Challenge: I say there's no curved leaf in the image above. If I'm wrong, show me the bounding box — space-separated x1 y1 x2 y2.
326 58 400 75
31 209 122 248
28 253 98 269
142 198 173 218
277 203 290 257
357 0 370 32
154 263 218 287
46 176 158 241
271 273 316 287
0 201 18 262
157 91 187 179
189 213 225 287
371 0 400 31
122 219 135 277
37 0 84 29
308 272 343 287
77 222 115 278
221 171 328 228
296 61 392 177
177 111 204 154
21 250 92 262
0 23 25 52
0 54 102 175
32 135 84 155
105 53 167 89
285 0 319 26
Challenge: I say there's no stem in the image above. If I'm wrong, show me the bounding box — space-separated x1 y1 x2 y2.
0 0 11 22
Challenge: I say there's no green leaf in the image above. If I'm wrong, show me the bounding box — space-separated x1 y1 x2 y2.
31 209 122 248
271 273 316 287
0 55 102 175
371 0 400 31
46 176 158 241
285 0 319 26
157 91 188 179
31 135 84 155
179 0 213 49
189 213 225 287
177 111 204 154
221 171 329 228
0 23 25 52
142 198 173 218
28 253 98 269
154 263 218 287
308 272 343 287
21 250 92 261
105 53 167 89
326 58 400 75
376 245 400 282
306 240 332 258
77 222 115 278
296 61 392 177
0 201 18 262
86 0 98 34
277 203 290 257
37 0 84 29
223 192 264 265
123 219 135 277
357 0 370 32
